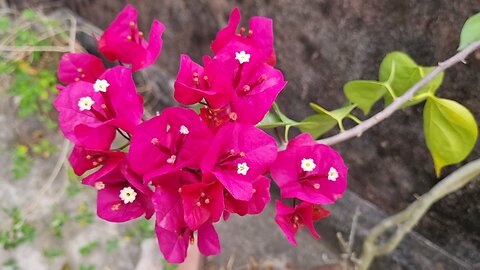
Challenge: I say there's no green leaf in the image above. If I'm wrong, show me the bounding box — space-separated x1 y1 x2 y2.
379 51 444 106
257 103 298 129
298 114 337 139
424 97 478 176
20 9 37 21
79 241 99 256
344 80 388 114
458 12 480 50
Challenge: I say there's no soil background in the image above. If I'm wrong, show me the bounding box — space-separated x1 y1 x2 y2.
8 0 480 267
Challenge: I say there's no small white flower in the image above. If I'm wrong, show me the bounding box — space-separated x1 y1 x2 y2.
93 79 110 92
119 186 137 204
78 96 95 111
179 125 189 135
237 162 249 175
328 167 339 181
301 158 316 172
235 51 251 64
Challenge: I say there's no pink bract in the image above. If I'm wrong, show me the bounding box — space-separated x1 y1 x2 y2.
270 133 348 204
58 53 105 84
274 200 329 245
128 107 213 179
98 4 165 71
201 123 277 201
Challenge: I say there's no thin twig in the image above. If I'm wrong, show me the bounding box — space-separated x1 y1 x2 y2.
317 40 480 146
358 158 480 270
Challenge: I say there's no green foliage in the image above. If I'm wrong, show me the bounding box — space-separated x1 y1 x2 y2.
50 211 69 238
32 138 57 158
423 96 478 176
6 61 58 126
299 103 357 139
79 241 99 256
75 202 94 226
257 102 299 129
163 260 178 270
0 208 36 249
2 258 20 270
458 12 480 50
378 52 444 106
344 81 388 115
79 264 96 270
43 247 64 258
11 144 33 180
105 238 120 254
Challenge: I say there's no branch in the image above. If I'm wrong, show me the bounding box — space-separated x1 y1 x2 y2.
317 40 480 146
358 158 480 270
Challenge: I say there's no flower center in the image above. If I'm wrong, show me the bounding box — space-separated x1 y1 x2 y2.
119 186 137 204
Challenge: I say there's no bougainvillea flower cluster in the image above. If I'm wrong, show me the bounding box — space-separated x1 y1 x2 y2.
54 5 347 263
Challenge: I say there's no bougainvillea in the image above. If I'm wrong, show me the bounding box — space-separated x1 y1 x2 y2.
55 4 347 263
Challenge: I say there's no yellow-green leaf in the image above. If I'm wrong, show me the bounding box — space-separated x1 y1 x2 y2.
344 80 388 115
299 114 337 139
458 12 480 50
423 97 478 176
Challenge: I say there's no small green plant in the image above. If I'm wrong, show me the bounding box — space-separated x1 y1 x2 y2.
50 211 69 238
0 208 35 249
43 247 64 258
75 202 94 226
79 264 96 270
79 241 99 256
105 238 119 254
2 258 20 270
11 144 33 180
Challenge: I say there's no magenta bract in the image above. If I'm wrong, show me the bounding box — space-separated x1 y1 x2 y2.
270 133 348 204
98 4 165 71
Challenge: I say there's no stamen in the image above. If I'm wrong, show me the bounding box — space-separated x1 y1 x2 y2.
229 112 238 121
111 203 121 211
248 29 253 37
166 154 177 164
196 201 201 206
239 27 245 35
313 183 320 189
200 192 206 197
151 137 160 145
129 21 135 28
95 181 105 190
204 198 210 204
74 77 80 82
77 68 83 73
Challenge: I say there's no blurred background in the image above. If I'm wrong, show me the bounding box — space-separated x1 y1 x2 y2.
1 0 479 269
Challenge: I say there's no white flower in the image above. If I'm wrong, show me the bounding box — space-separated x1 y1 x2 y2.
235 51 251 64
301 158 316 172
78 96 95 111
119 186 137 204
237 162 250 175
93 79 110 92
328 167 339 181
180 125 189 135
